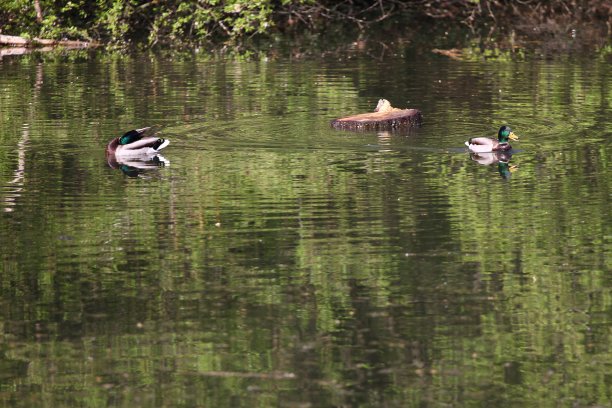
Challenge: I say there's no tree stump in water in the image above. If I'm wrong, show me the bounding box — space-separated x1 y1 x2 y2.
331 99 422 131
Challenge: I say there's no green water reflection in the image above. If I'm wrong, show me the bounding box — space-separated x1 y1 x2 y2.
0 50 610 407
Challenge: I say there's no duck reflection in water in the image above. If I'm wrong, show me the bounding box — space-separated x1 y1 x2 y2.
106 127 170 177
469 151 518 179
107 153 169 177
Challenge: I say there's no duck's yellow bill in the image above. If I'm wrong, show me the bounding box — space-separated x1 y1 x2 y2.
509 132 519 141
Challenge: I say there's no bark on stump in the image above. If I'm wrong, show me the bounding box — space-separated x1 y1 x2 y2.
331 99 422 131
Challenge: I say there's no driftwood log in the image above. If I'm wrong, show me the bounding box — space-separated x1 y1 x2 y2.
0 34 95 49
331 99 422 131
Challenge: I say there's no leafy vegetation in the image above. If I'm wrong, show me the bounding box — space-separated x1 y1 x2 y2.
0 0 610 48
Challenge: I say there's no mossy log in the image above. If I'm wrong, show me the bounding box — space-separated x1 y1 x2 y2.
331 99 422 131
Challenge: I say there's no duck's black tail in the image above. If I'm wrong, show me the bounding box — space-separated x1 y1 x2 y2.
153 138 170 151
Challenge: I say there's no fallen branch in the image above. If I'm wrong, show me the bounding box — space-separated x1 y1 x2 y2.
0 34 96 48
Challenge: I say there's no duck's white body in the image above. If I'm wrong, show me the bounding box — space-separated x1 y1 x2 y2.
465 137 511 153
115 137 170 157
106 127 169 158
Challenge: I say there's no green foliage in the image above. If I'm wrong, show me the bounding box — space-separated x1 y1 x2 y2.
137 0 286 46
0 0 312 46
1 0 607 48
0 0 38 35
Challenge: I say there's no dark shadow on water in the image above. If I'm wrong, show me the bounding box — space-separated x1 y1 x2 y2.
0 357 29 384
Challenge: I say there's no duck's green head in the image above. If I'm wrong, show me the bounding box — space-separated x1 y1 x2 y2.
498 126 519 143
119 130 142 145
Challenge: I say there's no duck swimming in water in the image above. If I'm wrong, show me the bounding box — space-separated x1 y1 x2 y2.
106 127 169 157
465 126 519 153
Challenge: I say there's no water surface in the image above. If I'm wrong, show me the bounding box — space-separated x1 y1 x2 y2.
0 49 610 407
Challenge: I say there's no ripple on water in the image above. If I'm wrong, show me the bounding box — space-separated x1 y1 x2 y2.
0 52 609 408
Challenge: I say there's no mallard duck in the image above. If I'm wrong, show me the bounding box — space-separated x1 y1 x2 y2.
106 127 169 157
465 126 519 153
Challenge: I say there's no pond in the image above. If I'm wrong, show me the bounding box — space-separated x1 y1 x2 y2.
0 47 610 407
